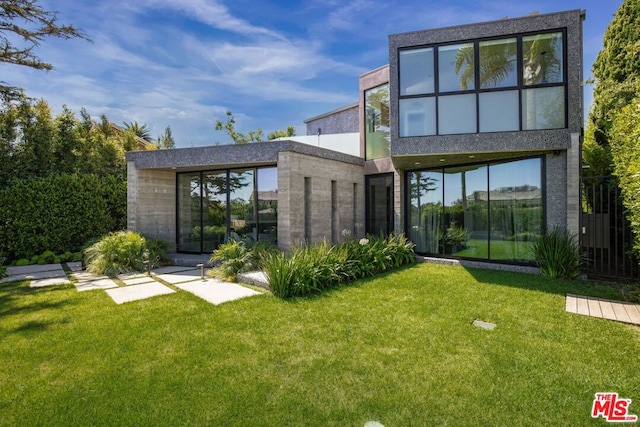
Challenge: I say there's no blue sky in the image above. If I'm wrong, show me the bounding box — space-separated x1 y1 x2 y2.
6 0 620 147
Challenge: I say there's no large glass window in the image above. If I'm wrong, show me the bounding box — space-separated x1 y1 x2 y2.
398 31 566 137
177 173 202 253
479 38 517 88
399 98 436 137
400 48 434 95
438 43 475 92
177 166 277 253
257 167 278 245
366 174 394 236
407 157 542 263
365 84 390 159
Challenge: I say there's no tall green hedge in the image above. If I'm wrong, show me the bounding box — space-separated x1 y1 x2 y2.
0 173 126 261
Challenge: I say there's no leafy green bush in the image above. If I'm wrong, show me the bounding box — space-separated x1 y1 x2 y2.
532 226 581 279
209 240 278 281
15 259 29 267
84 231 168 276
0 173 126 261
264 234 415 299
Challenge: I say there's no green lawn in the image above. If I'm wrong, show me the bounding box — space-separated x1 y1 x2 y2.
1 264 639 426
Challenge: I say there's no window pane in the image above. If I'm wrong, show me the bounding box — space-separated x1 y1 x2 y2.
443 165 488 258
408 171 442 254
522 32 563 85
479 38 517 88
400 48 434 95
177 173 201 252
521 87 565 130
399 97 436 137
438 94 476 134
489 158 542 262
479 90 519 132
365 84 390 159
257 167 278 245
202 171 227 252
227 169 255 246
438 43 475 92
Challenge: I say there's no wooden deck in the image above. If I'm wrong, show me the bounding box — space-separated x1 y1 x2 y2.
566 294 640 325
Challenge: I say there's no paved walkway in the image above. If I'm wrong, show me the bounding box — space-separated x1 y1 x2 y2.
2 263 263 306
566 294 640 325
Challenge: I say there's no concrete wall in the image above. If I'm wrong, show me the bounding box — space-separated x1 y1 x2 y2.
127 161 176 248
277 151 365 250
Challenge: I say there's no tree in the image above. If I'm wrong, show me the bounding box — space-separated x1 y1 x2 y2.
0 0 89 99
157 125 175 149
586 0 640 173
214 110 295 144
123 120 153 142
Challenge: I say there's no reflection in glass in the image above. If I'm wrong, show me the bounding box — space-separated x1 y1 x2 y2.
366 174 393 236
177 173 201 252
408 171 442 254
479 38 517 88
257 167 278 245
439 43 474 92
438 93 476 134
479 90 519 132
228 169 254 246
521 87 565 130
400 48 434 95
399 98 436 137
443 165 488 258
489 158 542 262
408 158 542 263
522 32 563 85
365 84 390 159
202 171 227 253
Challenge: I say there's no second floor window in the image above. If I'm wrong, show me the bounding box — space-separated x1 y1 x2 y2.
398 31 565 137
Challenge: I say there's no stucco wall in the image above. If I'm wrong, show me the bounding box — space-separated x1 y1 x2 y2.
127 162 176 248
277 151 365 250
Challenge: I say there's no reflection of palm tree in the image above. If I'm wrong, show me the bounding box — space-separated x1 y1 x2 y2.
522 34 561 85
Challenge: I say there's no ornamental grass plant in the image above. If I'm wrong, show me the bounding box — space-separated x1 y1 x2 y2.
532 226 582 279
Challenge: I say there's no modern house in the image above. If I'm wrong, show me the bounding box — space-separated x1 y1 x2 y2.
126 9 584 266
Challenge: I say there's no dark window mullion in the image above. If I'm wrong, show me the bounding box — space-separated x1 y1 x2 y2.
474 40 480 133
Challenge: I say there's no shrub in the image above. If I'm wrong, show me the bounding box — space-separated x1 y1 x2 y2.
209 240 278 282
0 173 126 261
532 226 581 279
15 259 29 267
84 231 168 276
264 234 416 299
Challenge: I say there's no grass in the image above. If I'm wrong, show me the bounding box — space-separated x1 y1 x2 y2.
1 263 639 426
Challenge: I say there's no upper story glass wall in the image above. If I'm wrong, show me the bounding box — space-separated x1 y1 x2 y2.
364 83 390 159
398 31 565 137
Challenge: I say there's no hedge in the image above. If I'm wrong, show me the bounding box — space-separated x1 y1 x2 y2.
0 173 126 261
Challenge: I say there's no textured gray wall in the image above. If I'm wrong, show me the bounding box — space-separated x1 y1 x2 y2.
305 104 359 136
277 151 365 250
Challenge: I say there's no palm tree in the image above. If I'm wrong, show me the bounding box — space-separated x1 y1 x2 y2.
123 120 153 142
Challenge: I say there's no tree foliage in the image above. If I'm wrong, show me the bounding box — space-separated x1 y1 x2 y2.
123 120 153 142
214 110 295 144
586 0 640 174
0 0 89 99
157 125 175 149
610 93 640 257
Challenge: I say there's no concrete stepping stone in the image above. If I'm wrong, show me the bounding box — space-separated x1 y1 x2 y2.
122 276 156 286
175 280 261 305
2 265 67 283
152 266 198 274
155 269 208 284
106 282 175 304
6 264 62 276
66 262 83 272
75 278 118 292
30 277 72 288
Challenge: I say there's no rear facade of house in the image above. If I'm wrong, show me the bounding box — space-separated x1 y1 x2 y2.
126 9 584 267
